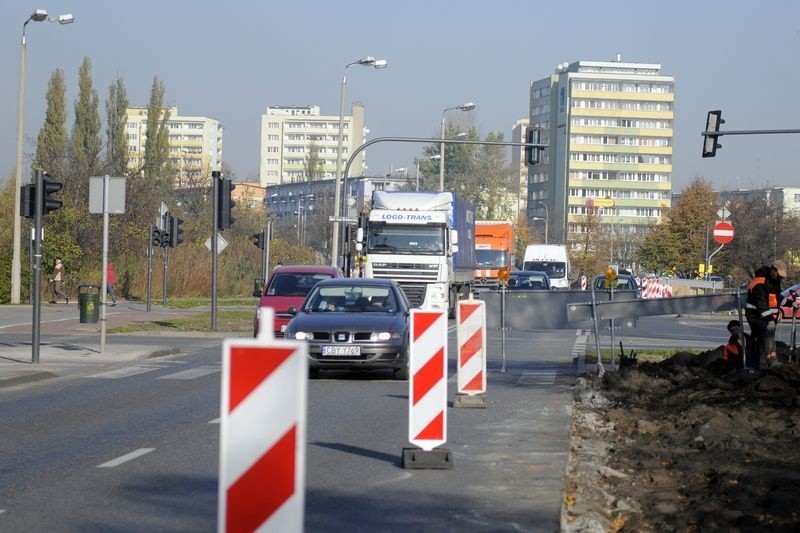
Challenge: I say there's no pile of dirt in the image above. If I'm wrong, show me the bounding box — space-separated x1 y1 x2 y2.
563 343 800 532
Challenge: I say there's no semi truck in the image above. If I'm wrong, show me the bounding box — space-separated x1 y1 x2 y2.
522 244 571 289
360 191 476 315
473 220 514 288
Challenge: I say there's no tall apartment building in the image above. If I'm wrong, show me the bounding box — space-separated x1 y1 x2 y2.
259 104 366 187
528 56 674 246
126 106 223 187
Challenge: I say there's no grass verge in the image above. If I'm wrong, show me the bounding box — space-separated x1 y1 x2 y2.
108 309 254 334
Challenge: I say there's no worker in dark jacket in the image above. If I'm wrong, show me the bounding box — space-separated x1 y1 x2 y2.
745 260 786 368
723 320 747 370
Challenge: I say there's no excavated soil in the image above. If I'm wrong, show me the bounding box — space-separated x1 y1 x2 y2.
563 343 800 532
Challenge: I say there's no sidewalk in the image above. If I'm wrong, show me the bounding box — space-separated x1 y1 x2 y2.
0 301 223 389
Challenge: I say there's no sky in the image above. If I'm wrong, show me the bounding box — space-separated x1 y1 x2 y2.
2 0 800 194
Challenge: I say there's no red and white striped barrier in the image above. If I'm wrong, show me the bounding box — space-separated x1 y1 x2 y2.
580 275 587 291
408 309 448 451
218 331 308 532
456 299 486 395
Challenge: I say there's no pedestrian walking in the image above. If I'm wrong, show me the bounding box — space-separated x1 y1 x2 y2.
49 257 69 304
745 259 786 368
106 262 118 306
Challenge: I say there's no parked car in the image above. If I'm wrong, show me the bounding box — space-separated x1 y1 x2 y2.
285 278 411 379
593 274 642 298
506 270 552 290
253 265 343 337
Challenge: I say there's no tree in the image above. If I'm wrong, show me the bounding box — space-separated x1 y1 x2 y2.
105 76 129 177
70 57 103 202
637 178 718 277
571 204 606 279
466 131 515 220
33 69 68 181
303 140 323 181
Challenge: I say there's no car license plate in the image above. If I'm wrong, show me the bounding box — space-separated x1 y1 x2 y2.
322 345 361 356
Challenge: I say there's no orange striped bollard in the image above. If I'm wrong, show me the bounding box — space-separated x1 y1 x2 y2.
454 298 487 408
402 308 453 469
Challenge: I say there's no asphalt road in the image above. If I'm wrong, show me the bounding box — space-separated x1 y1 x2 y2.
0 305 753 531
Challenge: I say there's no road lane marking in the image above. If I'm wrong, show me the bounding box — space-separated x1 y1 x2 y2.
209 418 220 424
157 367 220 380
97 448 155 468
85 366 161 379
517 368 558 386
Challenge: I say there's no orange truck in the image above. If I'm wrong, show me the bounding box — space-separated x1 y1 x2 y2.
473 220 514 288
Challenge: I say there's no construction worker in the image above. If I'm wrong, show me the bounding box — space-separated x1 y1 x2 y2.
722 320 747 370
745 259 787 369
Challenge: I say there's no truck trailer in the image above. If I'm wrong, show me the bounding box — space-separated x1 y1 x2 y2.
361 191 476 315
474 220 514 288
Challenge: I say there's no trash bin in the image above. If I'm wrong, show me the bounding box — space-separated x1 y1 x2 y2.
78 284 100 324
253 278 264 297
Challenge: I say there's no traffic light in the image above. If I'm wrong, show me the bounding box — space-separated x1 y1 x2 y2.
151 226 164 247
217 178 236 230
525 127 541 165
168 215 184 248
702 110 724 158
251 230 265 250
42 177 63 214
21 184 36 219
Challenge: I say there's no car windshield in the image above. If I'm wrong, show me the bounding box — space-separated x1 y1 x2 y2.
523 261 566 278
594 276 636 290
307 285 398 313
266 273 332 297
475 249 509 268
509 274 549 289
367 226 445 255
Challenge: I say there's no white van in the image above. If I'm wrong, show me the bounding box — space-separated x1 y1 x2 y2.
522 244 570 289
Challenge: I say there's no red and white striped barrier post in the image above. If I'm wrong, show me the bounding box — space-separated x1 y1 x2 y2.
218 307 308 532
581 275 587 291
455 299 487 408
403 309 452 469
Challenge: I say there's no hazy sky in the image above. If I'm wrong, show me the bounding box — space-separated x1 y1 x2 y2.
2 1 799 193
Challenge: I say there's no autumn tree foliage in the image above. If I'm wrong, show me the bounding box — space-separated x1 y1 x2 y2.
637 178 718 277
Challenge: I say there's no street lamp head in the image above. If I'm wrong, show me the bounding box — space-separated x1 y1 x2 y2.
458 102 476 112
357 56 376 65
455 132 468 139
373 59 388 69
55 13 75 25
30 9 48 22
428 154 441 160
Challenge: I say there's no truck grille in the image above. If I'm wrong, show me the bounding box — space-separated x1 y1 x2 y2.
371 263 439 283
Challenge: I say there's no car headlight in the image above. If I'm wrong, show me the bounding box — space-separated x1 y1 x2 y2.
370 331 400 341
293 331 313 340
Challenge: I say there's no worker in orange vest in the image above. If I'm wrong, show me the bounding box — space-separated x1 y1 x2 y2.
745 260 786 369
722 320 747 370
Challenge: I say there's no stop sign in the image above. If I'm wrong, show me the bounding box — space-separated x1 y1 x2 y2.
713 221 734 244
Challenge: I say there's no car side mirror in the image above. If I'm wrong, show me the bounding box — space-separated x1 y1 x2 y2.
287 306 298 315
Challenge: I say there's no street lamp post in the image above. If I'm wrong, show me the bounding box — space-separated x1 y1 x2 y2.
538 200 549 244
12 9 74 304
439 102 475 192
331 56 387 267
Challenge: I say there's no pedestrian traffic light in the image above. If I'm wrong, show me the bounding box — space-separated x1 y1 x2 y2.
702 110 724 158
168 215 184 247
42 177 63 214
151 226 163 247
251 231 265 250
525 127 541 165
217 178 236 230
21 184 36 219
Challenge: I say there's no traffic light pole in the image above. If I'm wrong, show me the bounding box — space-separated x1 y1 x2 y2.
31 169 44 364
146 227 153 312
211 171 220 330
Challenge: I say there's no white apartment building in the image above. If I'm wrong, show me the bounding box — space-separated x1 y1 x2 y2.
259 104 366 186
126 106 223 188
528 56 674 246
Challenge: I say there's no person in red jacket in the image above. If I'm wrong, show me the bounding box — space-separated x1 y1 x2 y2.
106 262 118 306
745 260 786 368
